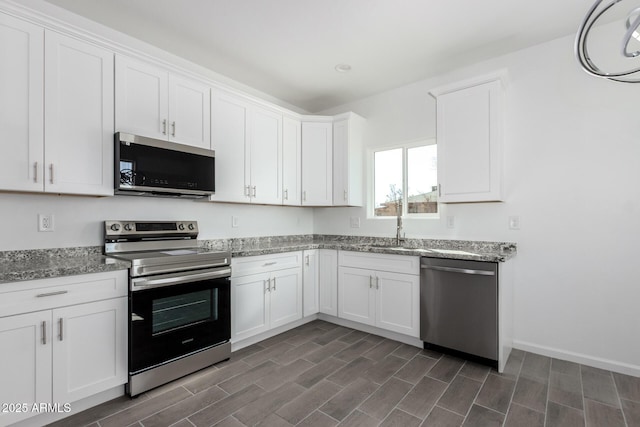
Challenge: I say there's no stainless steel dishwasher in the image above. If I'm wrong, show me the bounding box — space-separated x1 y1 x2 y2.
420 257 498 366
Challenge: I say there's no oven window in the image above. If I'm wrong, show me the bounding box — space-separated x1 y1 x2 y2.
152 289 217 335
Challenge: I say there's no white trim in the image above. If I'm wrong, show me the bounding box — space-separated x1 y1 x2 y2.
513 340 640 377
317 313 423 348
429 68 509 98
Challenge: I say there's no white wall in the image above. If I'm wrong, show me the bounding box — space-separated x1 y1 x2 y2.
0 193 313 250
317 33 640 375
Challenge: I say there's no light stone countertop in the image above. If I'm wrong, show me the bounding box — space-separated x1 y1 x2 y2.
0 235 516 284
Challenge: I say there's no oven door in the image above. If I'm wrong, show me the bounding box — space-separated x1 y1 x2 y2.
129 267 230 374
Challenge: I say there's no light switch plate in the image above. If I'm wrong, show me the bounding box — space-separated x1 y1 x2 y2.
232 216 239 228
350 217 360 228
508 215 520 230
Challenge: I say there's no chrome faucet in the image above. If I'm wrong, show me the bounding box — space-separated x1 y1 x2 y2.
396 200 405 246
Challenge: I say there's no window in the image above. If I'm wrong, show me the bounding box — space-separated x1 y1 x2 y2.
373 141 437 217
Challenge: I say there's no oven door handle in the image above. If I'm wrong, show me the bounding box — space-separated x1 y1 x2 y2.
131 267 231 291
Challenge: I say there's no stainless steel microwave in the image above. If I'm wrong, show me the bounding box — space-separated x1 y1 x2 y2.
115 132 215 198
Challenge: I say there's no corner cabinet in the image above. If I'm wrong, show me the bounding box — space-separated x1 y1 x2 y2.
0 270 128 427
430 72 506 203
333 113 365 206
210 89 282 205
301 121 333 206
115 55 211 149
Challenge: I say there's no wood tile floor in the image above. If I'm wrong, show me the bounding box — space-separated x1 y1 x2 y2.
49 320 640 427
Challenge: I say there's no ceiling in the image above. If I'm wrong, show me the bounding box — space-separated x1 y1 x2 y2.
44 0 597 112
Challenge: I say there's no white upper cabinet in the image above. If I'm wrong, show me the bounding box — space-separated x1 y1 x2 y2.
210 89 282 204
282 116 302 206
0 13 44 193
430 73 505 203
115 55 211 149
45 31 114 196
301 121 333 206
333 113 365 206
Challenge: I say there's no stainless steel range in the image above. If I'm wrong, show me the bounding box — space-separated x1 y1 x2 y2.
104 220 231 396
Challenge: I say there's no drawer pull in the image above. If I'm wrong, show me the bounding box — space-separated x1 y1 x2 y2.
263 262 277 266
58 318 63 341
36 290 68 298
41 321 46 345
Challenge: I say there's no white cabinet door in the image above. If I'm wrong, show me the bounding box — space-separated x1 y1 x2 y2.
44 31 114 196
338 267 376 326
302 250 319 317
0 311 52 426
301 121 333 205
269 268 302 329
210 90 250 203
115 55 168 141
282 116 301 206
376 271 420 337
333 115 364 206
231 272 270 342
249 106 282 204
0 13 44 193
168 74 211 149
433 78 503 202
52 297 127 404
318 249 338 316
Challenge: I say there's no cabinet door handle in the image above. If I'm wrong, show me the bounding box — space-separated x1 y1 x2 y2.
272 277 276 291
264 279 270 293
58 318 63 341
344 189 348 201
252 186 257 197
34 162 38 183
263 261 277 266
36 290 68 298
41 321 46 345
162 119 167 135
284 189 288 200
49 164 54 184
305 255 310 266
369 275 373 289
376 276 380 290
303 191 307 202
171 121 176 137
244 185 250 197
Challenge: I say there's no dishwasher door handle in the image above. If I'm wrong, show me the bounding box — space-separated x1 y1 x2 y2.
421 265 495 276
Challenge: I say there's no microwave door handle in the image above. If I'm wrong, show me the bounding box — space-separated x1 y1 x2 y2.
131 268 231 291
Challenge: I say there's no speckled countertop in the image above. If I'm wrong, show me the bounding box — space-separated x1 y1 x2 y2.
0 247 130 284
0 235 515 284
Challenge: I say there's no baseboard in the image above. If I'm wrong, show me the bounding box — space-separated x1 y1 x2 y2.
317 314 423 348
513 340 640 377
231 315 319 352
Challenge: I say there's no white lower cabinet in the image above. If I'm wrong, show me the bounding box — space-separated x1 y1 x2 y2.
231 252 302 342
318 250 338 316
0 271 127 427
302 250 319 317
338 251 420 337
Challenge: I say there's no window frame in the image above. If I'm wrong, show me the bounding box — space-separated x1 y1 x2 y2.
368 138 438 220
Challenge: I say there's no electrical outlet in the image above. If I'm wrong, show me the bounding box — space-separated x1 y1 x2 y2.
509 215 521 230
350 217 360 228
446 215 455 229
231 216 239 228
38 214 54 232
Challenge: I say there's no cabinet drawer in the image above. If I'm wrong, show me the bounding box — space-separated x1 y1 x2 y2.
338 251 420 275
0 271 128 317
232 251 303 277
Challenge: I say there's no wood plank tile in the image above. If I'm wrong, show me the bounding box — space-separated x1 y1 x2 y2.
503 403 544 427
254 358 314 391
379 409 421 427
47 395 150 427
427 355 464 383
285 327 327 346
392 344 421 360
363 339 402 361
363 355 408 384
496 349 525 380
581 366 620 407
358 377 413 420
218 360 279 394
233 382 306 426
520 353 550 384
188 384 265 427
458 361 491 382
584 399 626 427
338 410 379 427
255 413 293 426
419 347 444 360
303 340 350 364
165 420 193 427
397 376 448 419
338 330 369 343
183 359 252 394
548 371 583 410
319 377 379 421
295 357 346 389
243 343 296 367
545 401 585 427
272 340 322 365
475 373 516 414
333 339 377 362
436 375 483 416
622 399 640 426
462 404 505 427
312 326 353 345
229 344 266 361
613 372 640 402
100 387 192 427
140 386 227 427
550 358 580 377
326 356 375 387
212 416 245 427
394 355 438 384
297 410 338 427
511 377 548 413
422 406 464 427
275 380 342 425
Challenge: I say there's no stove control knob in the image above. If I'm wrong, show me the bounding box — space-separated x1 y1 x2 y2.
124 223 133 231
188 223 195 230
110 223 120 232
178 224 185 230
